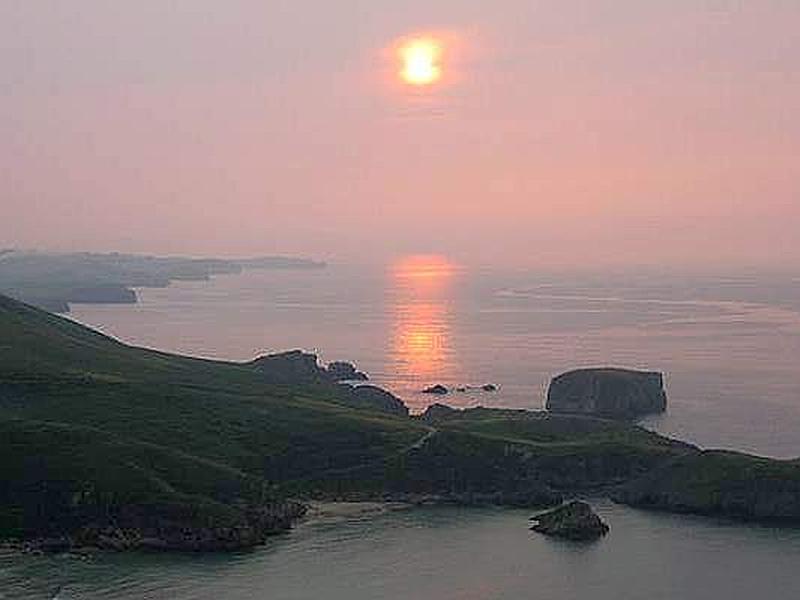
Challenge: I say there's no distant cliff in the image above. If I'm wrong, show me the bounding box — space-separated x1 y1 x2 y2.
547 368 667 420
0 251 326 313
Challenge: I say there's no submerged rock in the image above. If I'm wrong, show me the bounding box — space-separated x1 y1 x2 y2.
422 384 449 395
530 501 609 541
546 368 667 420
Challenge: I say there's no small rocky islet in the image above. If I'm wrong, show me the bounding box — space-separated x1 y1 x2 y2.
546 367 667 420
421 383 498 395
530 501 610 541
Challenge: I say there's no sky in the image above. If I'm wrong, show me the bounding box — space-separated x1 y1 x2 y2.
1 1 799 269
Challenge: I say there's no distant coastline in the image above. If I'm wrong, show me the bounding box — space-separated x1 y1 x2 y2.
0 250 326 313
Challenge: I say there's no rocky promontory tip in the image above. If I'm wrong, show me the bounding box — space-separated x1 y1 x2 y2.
327 361 368 382
250 351 367 384
250 351 406 415
547 368 667 420
530 501 609 541
337 384 409 416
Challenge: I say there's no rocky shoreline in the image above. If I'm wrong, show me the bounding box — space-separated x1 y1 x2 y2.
3 501 308 554
3 294 800 556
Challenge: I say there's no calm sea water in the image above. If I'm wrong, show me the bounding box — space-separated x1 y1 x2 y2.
9 260 799 599
3 502 800 600
69 260 800 457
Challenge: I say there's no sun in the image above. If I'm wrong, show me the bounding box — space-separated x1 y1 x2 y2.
399 38 443 86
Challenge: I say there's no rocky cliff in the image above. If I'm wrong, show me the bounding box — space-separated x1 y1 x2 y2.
250 351 366 385
547 368 667 419
530 501 609 541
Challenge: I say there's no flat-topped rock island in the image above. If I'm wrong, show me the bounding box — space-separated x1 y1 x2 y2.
547 367 667 420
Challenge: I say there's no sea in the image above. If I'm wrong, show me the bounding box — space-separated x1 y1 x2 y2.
3 257 800 599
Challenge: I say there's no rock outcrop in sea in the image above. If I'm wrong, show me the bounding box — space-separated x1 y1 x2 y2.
530 501 609 541
250 351 367 384
546 368 667 419
422 384 449 395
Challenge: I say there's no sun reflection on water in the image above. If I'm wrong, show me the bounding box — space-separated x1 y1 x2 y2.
388 255 459 402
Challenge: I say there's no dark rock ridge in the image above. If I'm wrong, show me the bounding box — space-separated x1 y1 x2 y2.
327 361 368 382
530 501 609 541
422 384 449 395
250 351 406 415
250 351 366 385
250 350 327 384
337 384 409 416
547 368 667 420
14 501 308 553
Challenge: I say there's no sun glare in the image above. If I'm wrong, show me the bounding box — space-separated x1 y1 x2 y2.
399 38 443 86
392 254 456 280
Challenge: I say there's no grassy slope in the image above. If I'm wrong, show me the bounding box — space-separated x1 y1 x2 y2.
0 295 424 537
2 293 800 541
612 449 800 521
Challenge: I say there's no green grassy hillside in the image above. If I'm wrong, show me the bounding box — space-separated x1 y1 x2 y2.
0 294 424 545
2 293 800 549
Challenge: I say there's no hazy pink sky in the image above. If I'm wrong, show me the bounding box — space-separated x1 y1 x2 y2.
2 1 798 269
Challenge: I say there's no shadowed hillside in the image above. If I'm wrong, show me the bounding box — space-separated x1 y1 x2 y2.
0 294 422 549
2 293 800 551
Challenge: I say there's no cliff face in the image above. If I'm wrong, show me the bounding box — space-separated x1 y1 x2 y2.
547 368 667 420
613 451 800 521
250 351 367 385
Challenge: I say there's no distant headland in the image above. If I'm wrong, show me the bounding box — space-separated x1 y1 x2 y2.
0 250 326 313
